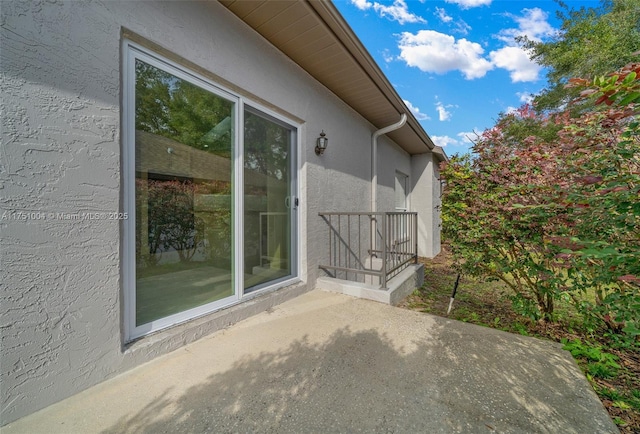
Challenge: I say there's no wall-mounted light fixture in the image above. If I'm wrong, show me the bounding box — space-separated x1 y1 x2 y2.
315 131 328 155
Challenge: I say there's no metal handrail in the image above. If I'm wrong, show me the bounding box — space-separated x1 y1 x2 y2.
318 211 418 289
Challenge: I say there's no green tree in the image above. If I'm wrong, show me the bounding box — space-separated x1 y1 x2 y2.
489 104 564 153
146 180 205 263
441 63 640 338
135 59 233 156
135 60 174 135
520 0 640 112
557 65 640 336
441 120 569 321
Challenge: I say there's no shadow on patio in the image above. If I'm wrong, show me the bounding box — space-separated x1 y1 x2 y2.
5 290 617 434
104 328 446 433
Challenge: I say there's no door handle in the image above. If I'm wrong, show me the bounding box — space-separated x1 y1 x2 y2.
285 197 299 209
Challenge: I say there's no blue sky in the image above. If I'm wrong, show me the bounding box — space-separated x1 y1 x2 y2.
333 0 598 156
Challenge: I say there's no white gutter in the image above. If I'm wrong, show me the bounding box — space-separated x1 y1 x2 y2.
371 113 407 213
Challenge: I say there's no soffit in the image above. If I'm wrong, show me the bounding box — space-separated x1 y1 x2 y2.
220 0 442 157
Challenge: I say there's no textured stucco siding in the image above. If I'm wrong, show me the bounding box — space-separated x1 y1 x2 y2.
377 135 413 209
1 0 427 425
377 137 442 258
411 153 442 258
1 0 124 425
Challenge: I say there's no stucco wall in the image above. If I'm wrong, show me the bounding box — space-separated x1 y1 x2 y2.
377 135 413 210
1 0 420 424
411 153 442 258
2 0 124 425
377 138 441 258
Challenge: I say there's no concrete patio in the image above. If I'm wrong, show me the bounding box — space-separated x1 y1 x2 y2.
3 290 617 434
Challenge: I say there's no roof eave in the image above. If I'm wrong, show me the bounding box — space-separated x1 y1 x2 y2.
308 1 436 153
221 0 442 156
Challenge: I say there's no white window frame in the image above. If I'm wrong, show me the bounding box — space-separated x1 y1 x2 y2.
240 104 299 295
122 40 300 341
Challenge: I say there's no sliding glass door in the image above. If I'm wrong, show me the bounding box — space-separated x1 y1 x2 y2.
133 57 237 327
125 43 298 339
243 109 294 292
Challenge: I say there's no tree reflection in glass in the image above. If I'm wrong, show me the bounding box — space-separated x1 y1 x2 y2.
134 59 234 325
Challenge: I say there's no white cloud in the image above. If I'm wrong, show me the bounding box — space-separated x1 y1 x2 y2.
351 0 373 10
397 14 546 82
403 100 431 120
457 130 481 144
497 8 556 44
435 101 452 121
453 19 472 35
513 8 556 42
489 46 541 82
352 0 426 24
483 8 554 82
398 30 493 79
435 7 453 23
435 6 471 35
382 49 394 63
444 0 491 9
431 135 459 147
432 129 481 147
517 91 534 104
373 0 426 24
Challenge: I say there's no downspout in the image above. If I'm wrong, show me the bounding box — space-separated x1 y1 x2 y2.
371 113 407 213
370 113 407 287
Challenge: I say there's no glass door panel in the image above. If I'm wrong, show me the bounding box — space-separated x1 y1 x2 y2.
134 59 235 326
243 109 293 292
